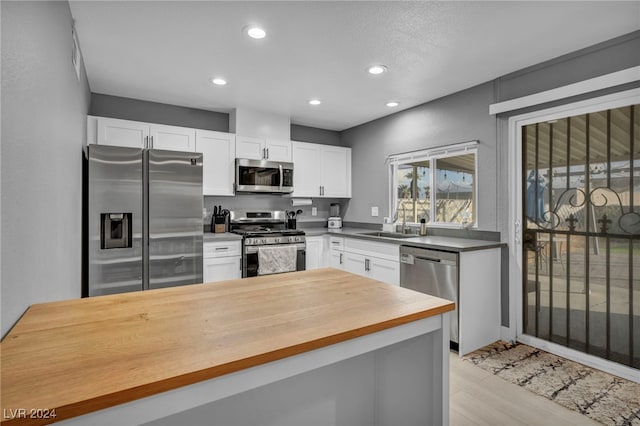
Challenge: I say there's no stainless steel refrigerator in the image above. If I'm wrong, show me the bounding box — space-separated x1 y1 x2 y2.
84 145 203 296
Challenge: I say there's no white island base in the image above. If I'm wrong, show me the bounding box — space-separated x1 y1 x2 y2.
60 315 450 426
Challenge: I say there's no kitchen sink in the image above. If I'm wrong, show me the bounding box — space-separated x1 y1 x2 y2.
360 231 416 239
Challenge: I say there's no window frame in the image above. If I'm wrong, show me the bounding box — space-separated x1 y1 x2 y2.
388 140 479 228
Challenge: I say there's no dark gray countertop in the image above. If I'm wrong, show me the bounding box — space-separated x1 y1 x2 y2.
303 227 505 252
203 232 243 242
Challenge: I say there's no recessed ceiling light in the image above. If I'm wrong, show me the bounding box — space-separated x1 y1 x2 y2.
308 99 321 106
368 65 388 75
211 78 227 86
386 101 400 107
246 26 266 39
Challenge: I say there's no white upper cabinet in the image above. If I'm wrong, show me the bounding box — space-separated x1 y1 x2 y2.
264 139 292 162
321 145 351 198
90 116 196 152
235 136 292 162
95 117 149 149
235 136 264 160
196 130 235 196
291 142 322 196
150 124 196 152
292 141 351 198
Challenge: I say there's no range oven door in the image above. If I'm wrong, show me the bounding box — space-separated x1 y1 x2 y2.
243 243 306 277
235 158 294 193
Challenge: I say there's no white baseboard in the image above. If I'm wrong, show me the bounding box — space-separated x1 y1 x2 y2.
500 325 516 343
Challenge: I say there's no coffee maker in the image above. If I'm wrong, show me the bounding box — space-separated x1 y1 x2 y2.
328 203 342 229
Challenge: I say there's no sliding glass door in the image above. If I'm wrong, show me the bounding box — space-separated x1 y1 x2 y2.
522 105 639 369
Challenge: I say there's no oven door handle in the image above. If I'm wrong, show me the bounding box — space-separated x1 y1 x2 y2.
244 243 306 254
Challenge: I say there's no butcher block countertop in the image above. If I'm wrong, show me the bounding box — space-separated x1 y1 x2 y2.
1 268 454 425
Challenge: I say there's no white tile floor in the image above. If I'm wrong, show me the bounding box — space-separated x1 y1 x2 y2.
449 352 601 425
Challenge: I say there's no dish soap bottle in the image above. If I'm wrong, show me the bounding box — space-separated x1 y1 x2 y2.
419 218 427 236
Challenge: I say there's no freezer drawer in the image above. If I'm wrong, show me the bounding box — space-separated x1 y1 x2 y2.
399 246 459 344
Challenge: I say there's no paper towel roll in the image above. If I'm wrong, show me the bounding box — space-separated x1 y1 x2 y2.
291 198 312 206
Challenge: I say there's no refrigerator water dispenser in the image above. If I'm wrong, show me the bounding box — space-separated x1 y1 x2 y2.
101 213 132 249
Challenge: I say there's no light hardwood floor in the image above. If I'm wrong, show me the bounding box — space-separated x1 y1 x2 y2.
449 352 601 425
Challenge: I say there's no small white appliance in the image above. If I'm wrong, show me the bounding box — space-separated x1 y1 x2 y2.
328 217 342 229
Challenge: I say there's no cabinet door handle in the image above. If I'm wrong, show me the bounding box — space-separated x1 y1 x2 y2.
215 247 229 251
365 258 370 271
266 148 269 159
144 136 149 149
150 136 154 149
339 253 343 264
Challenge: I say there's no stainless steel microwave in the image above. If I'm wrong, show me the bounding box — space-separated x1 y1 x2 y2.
235 158 294 194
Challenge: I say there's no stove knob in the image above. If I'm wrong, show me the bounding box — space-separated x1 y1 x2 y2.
261 238 267 245
275 237 280 244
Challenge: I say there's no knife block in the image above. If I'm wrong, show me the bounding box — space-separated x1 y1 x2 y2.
213 216 226 233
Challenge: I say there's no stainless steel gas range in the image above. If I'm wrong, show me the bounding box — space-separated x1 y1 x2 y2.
230 211 306 277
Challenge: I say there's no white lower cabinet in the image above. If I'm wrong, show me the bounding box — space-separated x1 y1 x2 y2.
328 236 345 270
330 236 399 286
203 240 242 283
305 236 325 270
329 250 345 269
343 252 399 286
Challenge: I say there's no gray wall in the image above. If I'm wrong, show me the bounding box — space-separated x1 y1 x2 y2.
1 1 91 337
291 124 342 146
341 30 640 328
341 82 498 230
90 93 230 132
496 30 640 103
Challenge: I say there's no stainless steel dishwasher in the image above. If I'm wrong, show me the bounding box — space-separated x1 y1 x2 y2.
399 245 459 350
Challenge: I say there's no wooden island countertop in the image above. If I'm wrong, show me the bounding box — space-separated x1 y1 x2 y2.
1 268 454 425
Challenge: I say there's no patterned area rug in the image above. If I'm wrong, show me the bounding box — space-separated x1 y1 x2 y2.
462 341 640 426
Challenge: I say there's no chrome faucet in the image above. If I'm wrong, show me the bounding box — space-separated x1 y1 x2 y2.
400 204 409 234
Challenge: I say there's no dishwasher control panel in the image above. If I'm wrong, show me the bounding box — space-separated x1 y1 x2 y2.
400 253 415 264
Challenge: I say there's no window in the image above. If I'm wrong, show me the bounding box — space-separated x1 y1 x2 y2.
389 141 477 227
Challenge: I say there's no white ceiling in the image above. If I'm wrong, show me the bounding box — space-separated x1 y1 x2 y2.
69 1 640 131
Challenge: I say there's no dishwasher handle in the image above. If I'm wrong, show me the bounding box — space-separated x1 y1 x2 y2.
415 256 441 263
400 252 457 266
